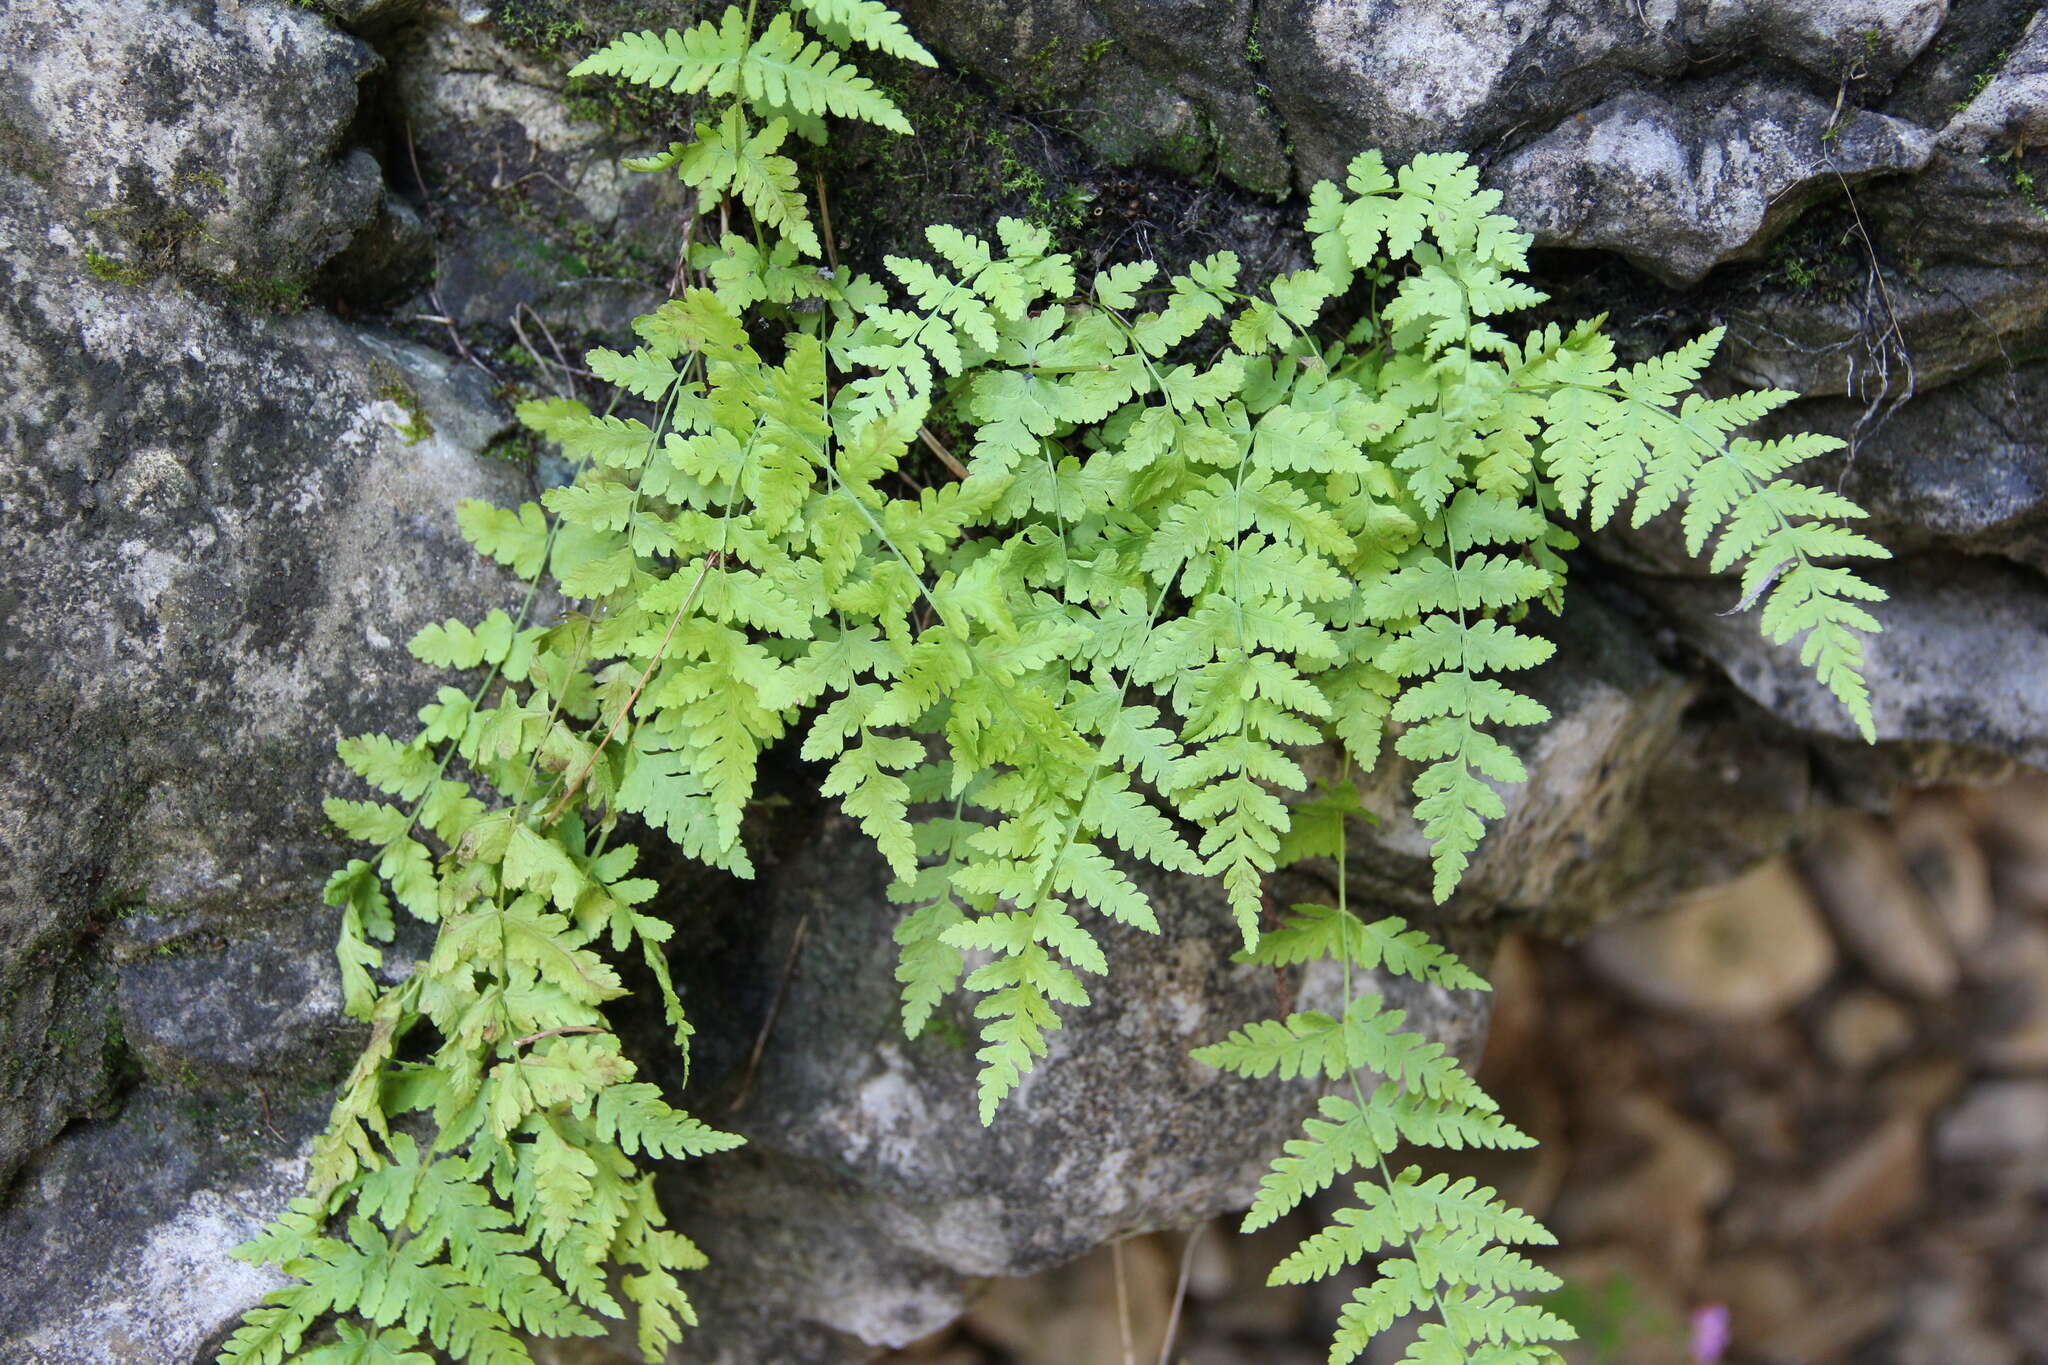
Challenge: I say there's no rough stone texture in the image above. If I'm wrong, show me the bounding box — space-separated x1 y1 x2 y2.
893 0 1293 194
1943 7 2048 148
1257 0 1679 185
0 157 530 1184
0 1089 324 1365
1 0 2047 1360
647 815 1490 1363
1718 151 2048 401
1340 587 1707 930
1491 80 1935 285
1770 362 2048 574
387 11 691 338
897 0 2047 424
1639 555 2048 767
0 0 386 292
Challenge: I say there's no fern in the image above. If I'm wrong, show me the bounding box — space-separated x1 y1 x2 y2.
1194 786 1569 1363
233 5 1887 1360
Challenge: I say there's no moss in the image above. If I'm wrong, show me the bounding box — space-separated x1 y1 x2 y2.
482 428 542 470
494 0 710 135
915 1013 972 1052
81 247 152 287
817 62 1119 258
1954 46 2012 111
1762 204 1867 305
171 1085 276 1174
369 359 436 445
1993 149 2048 222
174 167 229 197
228 272 309 313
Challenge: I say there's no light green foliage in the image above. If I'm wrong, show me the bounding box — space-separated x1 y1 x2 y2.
1195 788 1568 1362
233 3 1886 1361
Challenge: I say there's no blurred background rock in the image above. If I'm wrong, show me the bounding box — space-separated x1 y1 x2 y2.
882 778 2048 1365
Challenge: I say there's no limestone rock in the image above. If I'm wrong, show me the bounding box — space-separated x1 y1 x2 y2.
1718 154 2048 402
384 10 692 337
1491 80 1936 286
3 0 2048 1360
1941 9 2048 151
1588 360 2048 583
1638 555 2048 768
1761 363 2048 575
1583 858 1838 1022
1339 588 1702 929
893 0 1292 193
0 1087 325 1364
1259 0 1674 183
1679 0 1949 82
0 165 530 1183
0 0 385 290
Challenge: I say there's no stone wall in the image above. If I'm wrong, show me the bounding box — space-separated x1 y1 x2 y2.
0 0 2044 1358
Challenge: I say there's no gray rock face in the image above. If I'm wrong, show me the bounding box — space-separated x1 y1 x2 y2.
1943 8 2048 149
1682 0 1950 81
0 0 386 291
1783 362 2048 573
0 158 529 1184
897 0 2044 423
1491 81 1935 285
655 815 1489 1362
893 0 1293 193
1341 590 1707 930
1642 556 2048 767
0 1089 324 1365
1720 152 2048 401
387 12 688 336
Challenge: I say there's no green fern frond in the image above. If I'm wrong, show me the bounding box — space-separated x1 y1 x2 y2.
243 30 1884 1360
742 13 913 134
567 14 747 95
791 0 937 64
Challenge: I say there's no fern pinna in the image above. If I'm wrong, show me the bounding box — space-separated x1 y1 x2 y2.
222 1 1886 1360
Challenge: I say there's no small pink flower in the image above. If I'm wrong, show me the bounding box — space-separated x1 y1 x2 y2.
1690 1303 1732 1364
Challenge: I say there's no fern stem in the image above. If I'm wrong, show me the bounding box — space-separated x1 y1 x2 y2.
516 358 698 803
1331 764 1467 1354
541 549 721 827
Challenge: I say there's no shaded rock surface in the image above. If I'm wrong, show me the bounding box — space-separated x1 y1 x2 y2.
0 1088 325 1365
1 0 2047 1361
1492 79 1935 286
1639 555 2048 767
